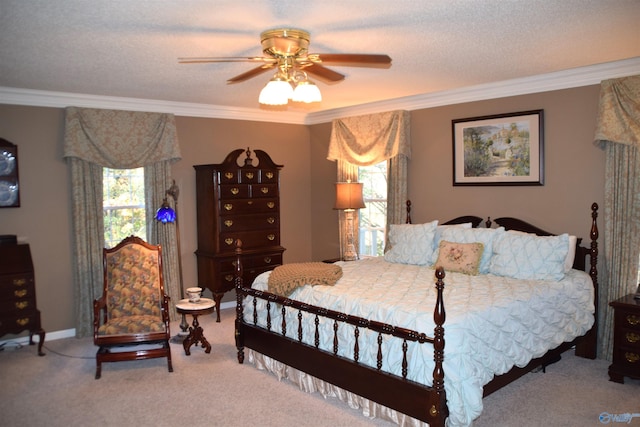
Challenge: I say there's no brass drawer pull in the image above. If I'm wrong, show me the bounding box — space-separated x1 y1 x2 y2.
225 238 234 245
225 172 234 179
225 274 233 282
224 203 233 211
626 314 640 326
261 187 269 194
15 301 29 310
16 318 30 326
625 352 640 363
267 202 275 209
265 172 274 179
267 234 275 241
264 257 272 264
13 278 26 286
14 289 28 298
626 332 640 344
267 217 275 224
231 187 240 195
224 220 233 227
245 172 254 179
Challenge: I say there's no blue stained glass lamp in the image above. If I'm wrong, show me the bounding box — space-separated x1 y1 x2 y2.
155 180 188 338
155 199 176 223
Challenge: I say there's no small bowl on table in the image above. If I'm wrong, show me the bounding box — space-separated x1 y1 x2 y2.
186 287 202 303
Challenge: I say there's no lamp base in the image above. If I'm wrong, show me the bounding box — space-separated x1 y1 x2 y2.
343 243 358 261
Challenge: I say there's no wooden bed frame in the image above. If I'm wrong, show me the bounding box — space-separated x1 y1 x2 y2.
233 203 599 427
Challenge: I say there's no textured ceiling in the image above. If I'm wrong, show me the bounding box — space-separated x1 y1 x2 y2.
1 0 640 116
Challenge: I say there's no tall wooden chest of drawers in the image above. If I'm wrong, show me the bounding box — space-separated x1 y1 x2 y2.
0 242 45 355
608 294 640 383
194 148 285 321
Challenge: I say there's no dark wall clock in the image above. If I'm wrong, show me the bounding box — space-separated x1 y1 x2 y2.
0 138 20 208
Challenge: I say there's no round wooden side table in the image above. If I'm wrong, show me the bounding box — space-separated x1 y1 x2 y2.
175 298 216 356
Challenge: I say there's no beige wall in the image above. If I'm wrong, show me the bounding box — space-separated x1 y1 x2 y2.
309 85 606 260
0 83 606 335
0 106 312 334
0 106 74 333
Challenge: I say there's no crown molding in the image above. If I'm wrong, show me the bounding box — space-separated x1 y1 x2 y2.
304 56 640 124
1 57 638 125
0 87 309 124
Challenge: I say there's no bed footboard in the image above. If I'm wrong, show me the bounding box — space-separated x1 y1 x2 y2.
234 241 448 426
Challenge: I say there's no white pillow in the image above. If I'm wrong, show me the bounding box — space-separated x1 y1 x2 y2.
565 235 577 272
489 231 570 281
503 230 577 273
437 226 505 274
384 220 438 265
433 222 472 249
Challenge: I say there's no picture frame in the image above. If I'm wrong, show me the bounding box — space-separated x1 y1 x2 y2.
0 138 20 208
452 110 544 186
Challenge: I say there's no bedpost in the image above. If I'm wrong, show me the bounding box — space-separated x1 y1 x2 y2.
406 200 412 224
234 239 245 364
576 203 599 359
430 267 448 426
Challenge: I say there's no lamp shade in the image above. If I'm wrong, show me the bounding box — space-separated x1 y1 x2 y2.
334 182 366 210
155 200 176 223
259 77 294 105
292 80 322 103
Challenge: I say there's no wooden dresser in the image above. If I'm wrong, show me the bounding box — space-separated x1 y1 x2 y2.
608 294 640 383
0 241 45 355
194 148 285 322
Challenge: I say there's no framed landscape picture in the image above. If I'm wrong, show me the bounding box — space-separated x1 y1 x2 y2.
452 110 544 186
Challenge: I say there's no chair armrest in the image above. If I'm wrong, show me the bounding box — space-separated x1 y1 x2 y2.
93 297 107 339
161 294 171 322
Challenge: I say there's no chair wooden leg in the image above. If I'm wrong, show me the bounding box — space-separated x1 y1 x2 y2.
167 343 174 373
96 361 102 379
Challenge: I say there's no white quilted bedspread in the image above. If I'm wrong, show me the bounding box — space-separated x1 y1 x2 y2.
246 257 594 427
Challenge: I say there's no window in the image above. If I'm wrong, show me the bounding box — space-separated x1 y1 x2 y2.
103 167 146 248
358 161 388 257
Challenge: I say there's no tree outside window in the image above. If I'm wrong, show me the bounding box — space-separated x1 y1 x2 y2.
103 168 146 248
358 161 387 257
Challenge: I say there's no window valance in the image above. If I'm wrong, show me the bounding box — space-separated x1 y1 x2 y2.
327 110 410 166
594 75 640 148
63 107 181 168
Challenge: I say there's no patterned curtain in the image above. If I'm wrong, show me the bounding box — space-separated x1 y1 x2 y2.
593 75 640 360
63 107 182 337
328 110 410 257
328 110 411 166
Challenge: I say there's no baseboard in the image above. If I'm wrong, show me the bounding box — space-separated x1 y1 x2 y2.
1 302 236 347
219 301 235 311
0 328 76 346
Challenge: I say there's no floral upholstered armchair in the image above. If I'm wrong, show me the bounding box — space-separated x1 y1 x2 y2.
93 235 173 379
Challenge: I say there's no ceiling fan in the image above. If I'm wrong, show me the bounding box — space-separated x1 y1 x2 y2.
178 28 392 105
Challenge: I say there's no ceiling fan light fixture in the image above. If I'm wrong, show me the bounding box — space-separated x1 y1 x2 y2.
292 80 322 103
258 76 293 105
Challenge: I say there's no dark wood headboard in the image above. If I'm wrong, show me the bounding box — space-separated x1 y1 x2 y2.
405 200 483 228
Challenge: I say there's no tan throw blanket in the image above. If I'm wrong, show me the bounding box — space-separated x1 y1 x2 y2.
268 262 343 297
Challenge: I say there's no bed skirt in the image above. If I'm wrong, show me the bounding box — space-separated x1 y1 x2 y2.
247 349 427 427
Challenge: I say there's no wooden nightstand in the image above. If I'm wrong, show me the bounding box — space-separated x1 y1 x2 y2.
608 294 640 383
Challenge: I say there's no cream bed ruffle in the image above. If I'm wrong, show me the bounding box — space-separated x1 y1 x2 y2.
247 349 427 427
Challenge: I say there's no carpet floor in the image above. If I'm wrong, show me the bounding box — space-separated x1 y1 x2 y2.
1 308 638 426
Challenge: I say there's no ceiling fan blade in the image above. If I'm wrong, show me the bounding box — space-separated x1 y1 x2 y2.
308 53 392 66
178 56 275 64
301 63 345 82
227 64 276 84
